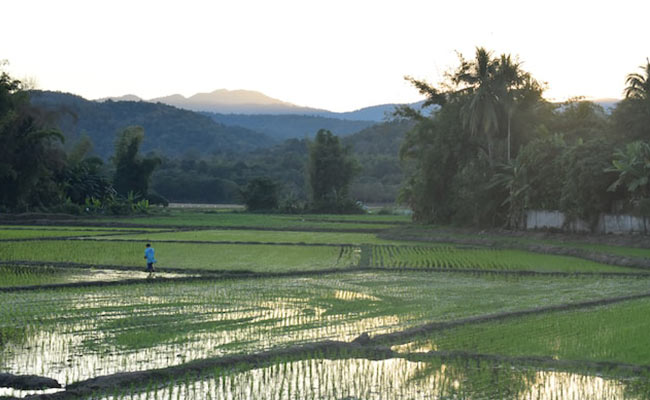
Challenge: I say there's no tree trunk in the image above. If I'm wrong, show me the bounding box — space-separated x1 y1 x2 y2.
507 115 511 161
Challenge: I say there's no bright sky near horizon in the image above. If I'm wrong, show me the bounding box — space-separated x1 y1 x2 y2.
1 0 648 112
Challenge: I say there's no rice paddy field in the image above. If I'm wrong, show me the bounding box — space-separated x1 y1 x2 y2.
1 209 650 399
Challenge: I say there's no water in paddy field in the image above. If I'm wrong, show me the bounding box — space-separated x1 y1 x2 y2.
0 265 191 287
0 283 403 388
4 273 650 398
78 358 649 400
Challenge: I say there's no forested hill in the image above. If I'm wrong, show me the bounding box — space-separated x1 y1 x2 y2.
343 119 415 155
29 91 276 159
204 113 376 141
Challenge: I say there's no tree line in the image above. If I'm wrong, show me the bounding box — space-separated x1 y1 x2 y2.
149 120 411 207
2 51 649 224
0 63 364 214
398 48 650 229
0 65 162 214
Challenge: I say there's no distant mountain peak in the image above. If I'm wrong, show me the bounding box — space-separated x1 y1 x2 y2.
97 88 427 121
96 94 142 102
148 88 325 115
186 89 294 106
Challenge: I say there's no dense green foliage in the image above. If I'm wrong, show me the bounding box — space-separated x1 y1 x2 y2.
150 121 409 205
308 130 360 212
5 54 650 217
0 68 66 211
240 177 280 211
400 50 650 228
0 68 163 214
206 112 375 141
112 126 160 197
150 138 308 204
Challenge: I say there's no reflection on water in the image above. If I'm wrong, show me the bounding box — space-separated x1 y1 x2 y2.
0 265 191 287
0 280 401 387
89 358 647 400
3 272 650 398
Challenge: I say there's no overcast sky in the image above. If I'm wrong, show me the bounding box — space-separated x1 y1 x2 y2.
2 0 648 112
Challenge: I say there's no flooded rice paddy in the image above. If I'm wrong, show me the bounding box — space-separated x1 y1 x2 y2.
1 218 650 399
88 358 650 400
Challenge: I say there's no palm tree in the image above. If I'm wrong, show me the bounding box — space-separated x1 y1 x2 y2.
456 47 500 165
495 54 526 161
624 58 650 100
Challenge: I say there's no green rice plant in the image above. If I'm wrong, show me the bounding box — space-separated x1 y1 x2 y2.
401 297 650 366
78 211 405 230
81 357 649 400
385 226 650 260
369 244 641 273
0 240 359 272
0 265 74 287
0 228 123 239
2 272 649 385
97 229 410 245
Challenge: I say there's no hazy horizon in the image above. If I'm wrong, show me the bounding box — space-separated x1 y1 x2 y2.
2 0 647 112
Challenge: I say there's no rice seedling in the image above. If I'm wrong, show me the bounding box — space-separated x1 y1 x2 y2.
369 244 641 273
98 229 407 245
3 212 649 398
83 357 649 400
0 240 360 272
78 211 405 230
1 271 648 386
397 296 650 366
0 228 130 240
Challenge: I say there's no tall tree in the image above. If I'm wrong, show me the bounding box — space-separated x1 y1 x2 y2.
112 126 160 197
400 48 544 224
451 48 542 164
495 54 528 161
612 58 650 143
454 47 501 164
307 129 359 212
0 66 65 210
624 58 650 100
241 177 280 211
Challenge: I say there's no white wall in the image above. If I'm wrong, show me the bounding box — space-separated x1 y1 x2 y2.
525 210 648 234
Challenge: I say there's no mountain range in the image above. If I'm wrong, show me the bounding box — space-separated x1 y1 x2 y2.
30 91 276 159
98 89 425 122
34 88 622 162
30 90 395 159
99 89 621 120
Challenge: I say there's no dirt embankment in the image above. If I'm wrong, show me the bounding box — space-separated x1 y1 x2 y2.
0 373 61 390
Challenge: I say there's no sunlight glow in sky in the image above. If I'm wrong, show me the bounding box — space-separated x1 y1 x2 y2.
2 0 648 112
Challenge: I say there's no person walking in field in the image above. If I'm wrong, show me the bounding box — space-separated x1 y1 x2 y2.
144 243 156 273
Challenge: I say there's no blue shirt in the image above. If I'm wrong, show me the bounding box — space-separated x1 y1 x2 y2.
145 247 156 263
